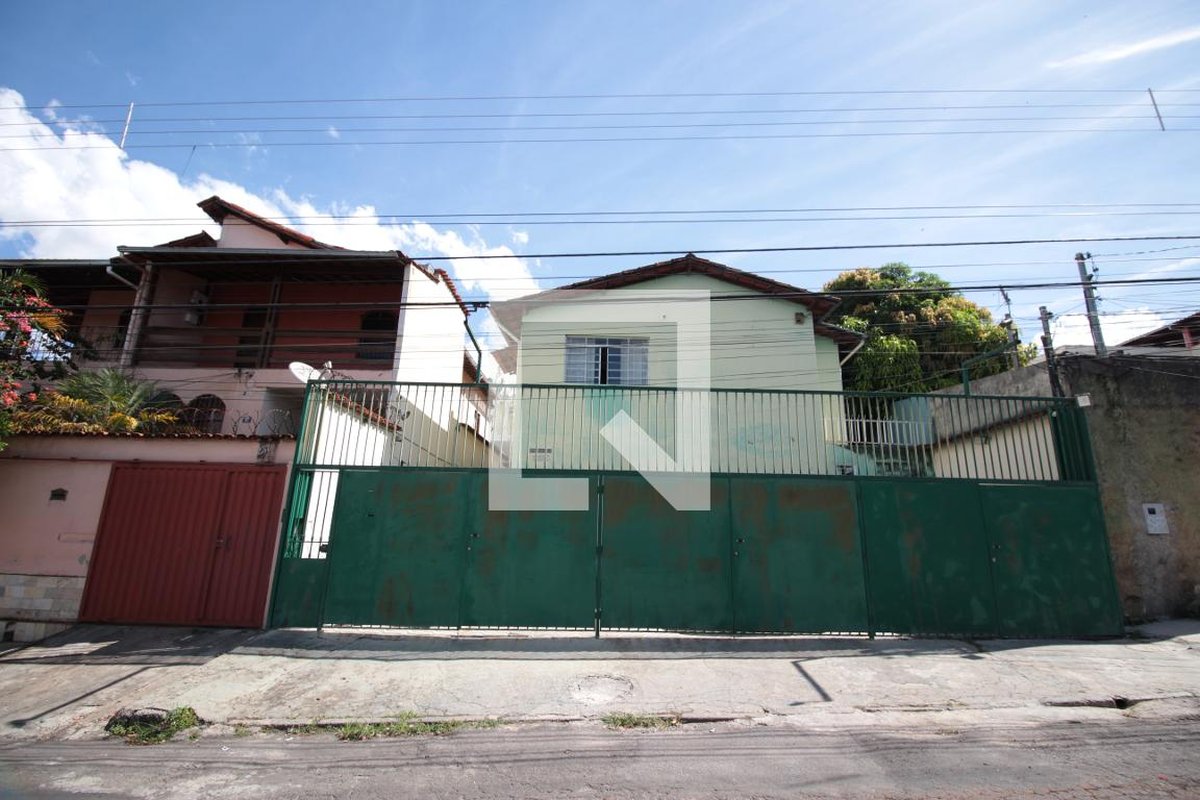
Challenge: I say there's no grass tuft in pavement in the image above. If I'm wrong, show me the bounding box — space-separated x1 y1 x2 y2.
602 712 681 730
106 707 201 745
335 713 503 741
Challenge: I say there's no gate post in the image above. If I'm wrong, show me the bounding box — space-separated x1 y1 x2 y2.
266 381 314 628
594 475 604 639
853 480 876 640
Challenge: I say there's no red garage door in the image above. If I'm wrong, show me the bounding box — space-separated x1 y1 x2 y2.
80 463 287 628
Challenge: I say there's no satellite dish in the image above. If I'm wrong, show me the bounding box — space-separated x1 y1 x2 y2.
289 361 321 383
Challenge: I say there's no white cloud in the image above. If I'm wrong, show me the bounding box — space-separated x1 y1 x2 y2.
1048 26 1200 68
0 87 541 323
511 230 530 246
1052 307 1167 347
326 126 340 140
1125 256 1200 281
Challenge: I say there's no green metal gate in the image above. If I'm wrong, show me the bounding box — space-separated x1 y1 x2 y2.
730 478 869 634
272 470 1122 637
601 476 734 631
267 381 1124 638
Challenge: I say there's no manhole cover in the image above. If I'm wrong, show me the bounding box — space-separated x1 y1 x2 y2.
570 674 633 704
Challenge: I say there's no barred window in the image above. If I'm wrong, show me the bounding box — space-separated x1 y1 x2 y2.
564 336 648 385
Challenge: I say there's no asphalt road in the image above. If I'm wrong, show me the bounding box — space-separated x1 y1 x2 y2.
2 716 1198 799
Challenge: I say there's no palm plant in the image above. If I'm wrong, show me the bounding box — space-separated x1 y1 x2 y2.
12 369 187 435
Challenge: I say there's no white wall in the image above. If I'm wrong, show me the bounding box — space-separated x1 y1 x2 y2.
216 218 310 249
499 275 853 474
395 266 466 385
513 274 840 391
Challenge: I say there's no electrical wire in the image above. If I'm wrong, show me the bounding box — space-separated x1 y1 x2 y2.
8 115 1197 139
9 211 1200 228
7 233 1200 264
9 103 1199 128
13 88 1200 111
5 202 1200 224
7 127 1198 151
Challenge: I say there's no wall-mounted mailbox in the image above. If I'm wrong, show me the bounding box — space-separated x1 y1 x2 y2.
1143 503 1169 535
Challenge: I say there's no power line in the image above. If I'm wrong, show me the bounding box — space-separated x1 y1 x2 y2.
8 202 1200 225
20 262 1199 296
14 274 1200 314
7 233 1199 264
10 211 1200 229
404 235 1200 262
10 103 1197 128
13 88 1200 111
10 114 1199 140
7 127 1197 152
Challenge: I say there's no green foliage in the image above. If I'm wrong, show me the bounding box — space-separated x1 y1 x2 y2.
11 368 191 435
106 707 201 745
601 712 681 730
1 270 75 450
824 263 1029 392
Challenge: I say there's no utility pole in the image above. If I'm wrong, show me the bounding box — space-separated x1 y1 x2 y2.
1039 306 1065 397
999 287 1020 369
999 316 1020 369
1075 252 1107 357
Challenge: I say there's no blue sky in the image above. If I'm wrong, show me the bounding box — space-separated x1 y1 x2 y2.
2 0 1199 348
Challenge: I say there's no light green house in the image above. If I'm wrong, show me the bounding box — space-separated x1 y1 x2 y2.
489 255 873 475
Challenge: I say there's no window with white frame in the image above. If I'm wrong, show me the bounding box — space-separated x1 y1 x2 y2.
564 336 649 385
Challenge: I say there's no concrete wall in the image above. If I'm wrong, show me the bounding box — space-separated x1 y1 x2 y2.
1058 356 1200 620
930 415 1060 481
0 436 295 640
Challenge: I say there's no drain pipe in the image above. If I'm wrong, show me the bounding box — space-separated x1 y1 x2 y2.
114 255 155 369
839 337 866 367
464 318 484 384
105 262 139 291
818 297 867 367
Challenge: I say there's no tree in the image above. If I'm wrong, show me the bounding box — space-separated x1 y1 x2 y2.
11 368 187 435
823 263 1034 393
1 270 73 449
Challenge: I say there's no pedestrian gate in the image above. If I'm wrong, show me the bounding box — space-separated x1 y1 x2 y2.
269 382 1123 637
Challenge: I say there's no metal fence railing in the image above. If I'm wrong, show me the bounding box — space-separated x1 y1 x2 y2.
292 381 1092 482
282 381 1093 560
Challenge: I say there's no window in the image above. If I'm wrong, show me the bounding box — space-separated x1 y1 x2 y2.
357 311 398 361
564 337 648 385
183 394 226 434
235 306 268 369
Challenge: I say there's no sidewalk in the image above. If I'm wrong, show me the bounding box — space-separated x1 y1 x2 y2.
1 621 1197 740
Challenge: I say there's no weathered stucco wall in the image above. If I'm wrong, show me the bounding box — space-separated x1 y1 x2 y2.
1058 356 1200 620
938 355 1200 619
